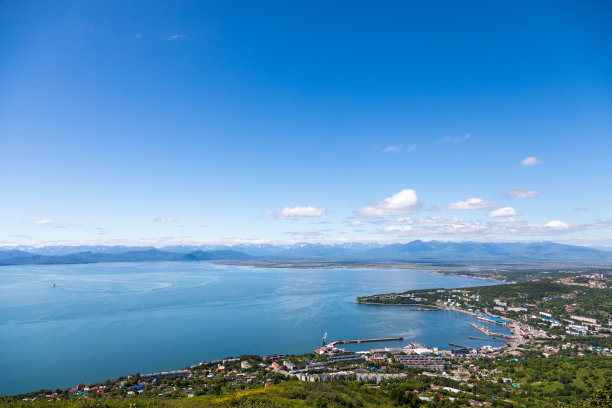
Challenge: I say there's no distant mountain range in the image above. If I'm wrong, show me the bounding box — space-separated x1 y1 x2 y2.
1 240 612 266
0 249 252 266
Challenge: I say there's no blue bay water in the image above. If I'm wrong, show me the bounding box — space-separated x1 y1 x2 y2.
0 262 510 395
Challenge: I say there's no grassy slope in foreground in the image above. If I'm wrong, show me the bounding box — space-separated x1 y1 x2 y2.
2 375 612 408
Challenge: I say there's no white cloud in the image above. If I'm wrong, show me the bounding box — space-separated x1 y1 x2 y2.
266 206 331 219
441 133 470 144
35 219 58 225
520 156 542 166
488 207 520 217
434 198 498 211
544 220 570 229
166 33 184 41
358 189 422 217
200 224 208 229
153 217 177 223
384 144 416 152
34 219 79 228
350 221 364 227
384 226 414 233
501 189 540 199
133 33 143 39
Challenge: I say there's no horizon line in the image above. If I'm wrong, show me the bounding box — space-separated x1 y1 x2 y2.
1 238 610 249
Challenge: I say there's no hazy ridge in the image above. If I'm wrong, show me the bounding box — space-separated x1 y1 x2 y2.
1 240 611 266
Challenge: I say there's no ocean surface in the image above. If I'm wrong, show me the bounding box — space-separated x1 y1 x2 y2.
0 262 511 395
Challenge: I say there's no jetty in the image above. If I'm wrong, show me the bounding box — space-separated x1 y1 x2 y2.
469 322 514 339
476 316 509 326
448 342 470 349
469 336 505 342
327 336 403 346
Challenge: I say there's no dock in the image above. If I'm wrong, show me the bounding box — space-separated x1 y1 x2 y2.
469 336 505 342
327 336 403 346
476 316 509 326
469 322 513 339
448 342 470 349
469 322 489 335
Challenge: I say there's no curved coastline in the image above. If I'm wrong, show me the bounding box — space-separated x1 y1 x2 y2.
354 301 442 309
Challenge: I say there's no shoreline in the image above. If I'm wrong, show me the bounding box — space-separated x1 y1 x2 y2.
354 301 442 309
356 301 517 339
216 261 509 284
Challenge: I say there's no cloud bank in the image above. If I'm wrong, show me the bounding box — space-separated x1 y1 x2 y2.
434 198 498 211
382 217 611 238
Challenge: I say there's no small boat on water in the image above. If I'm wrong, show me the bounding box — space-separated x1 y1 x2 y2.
50 283 56 287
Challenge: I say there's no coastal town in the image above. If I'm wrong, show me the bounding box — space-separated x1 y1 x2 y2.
9 272 611 407
357 272 612 341
15 336 610 407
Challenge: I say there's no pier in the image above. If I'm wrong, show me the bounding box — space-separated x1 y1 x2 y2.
469 322 514 339
476 316 509 326
448 342 470 349
469 336 505 342
327 336 403 346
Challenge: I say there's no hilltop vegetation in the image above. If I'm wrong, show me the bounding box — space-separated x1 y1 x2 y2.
2 372 611 408
3 349 611 408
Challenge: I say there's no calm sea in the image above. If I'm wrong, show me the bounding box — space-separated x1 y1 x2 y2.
0 262 510 395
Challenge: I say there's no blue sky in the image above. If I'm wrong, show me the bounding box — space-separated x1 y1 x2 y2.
1 1 611 247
